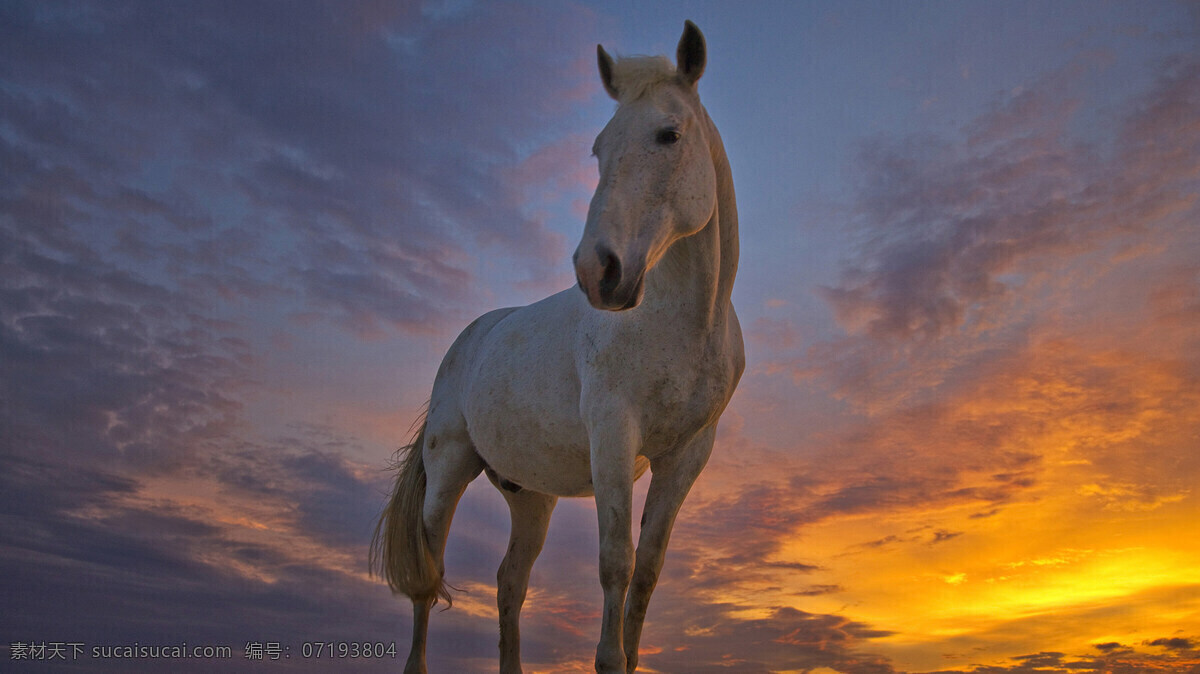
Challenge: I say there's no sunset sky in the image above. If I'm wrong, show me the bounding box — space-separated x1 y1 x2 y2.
2 1 1199 672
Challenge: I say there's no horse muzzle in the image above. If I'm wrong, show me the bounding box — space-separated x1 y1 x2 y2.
574 244 646 311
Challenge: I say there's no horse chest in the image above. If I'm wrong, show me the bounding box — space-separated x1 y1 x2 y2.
586 320 741 456
647 352 737 449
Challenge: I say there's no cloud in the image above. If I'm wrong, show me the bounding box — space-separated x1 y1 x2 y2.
1147 637 1197 651
0 0 602 342
821 56 1198 345
0 409 459 671
633 603 896 674
762 49 1200 505
0 449 410 672
923 635 1200 674
0 229 250 473
1077 482 1191 512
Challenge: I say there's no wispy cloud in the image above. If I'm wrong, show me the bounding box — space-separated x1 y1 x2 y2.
1 1 600 340
821 56 1197 346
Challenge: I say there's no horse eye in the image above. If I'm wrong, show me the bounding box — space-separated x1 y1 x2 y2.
656 128 681 145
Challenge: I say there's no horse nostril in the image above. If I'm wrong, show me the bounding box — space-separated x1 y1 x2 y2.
596 244 622 298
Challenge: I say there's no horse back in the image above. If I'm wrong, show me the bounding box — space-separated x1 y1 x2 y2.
428 306 520 420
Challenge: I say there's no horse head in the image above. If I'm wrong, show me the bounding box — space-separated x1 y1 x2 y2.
574 21 718 311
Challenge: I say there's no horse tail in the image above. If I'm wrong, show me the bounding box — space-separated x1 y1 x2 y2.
370 413 453 606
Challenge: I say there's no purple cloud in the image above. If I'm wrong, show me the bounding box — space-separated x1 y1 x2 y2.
1 0 600 341
821 56 1199 344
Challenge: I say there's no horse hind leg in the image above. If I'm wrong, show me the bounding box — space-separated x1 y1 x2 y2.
373 414 484 674
488 472 557 674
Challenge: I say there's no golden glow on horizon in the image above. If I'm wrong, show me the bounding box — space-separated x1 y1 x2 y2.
743 481 1200 672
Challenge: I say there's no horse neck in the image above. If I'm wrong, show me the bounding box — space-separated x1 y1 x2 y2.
705 108 739 310
647 107 738 328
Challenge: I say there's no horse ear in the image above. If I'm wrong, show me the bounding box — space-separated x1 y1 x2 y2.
676 20 706 87
597 44 619 100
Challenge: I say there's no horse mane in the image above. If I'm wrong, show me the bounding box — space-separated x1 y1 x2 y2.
609 55 678 104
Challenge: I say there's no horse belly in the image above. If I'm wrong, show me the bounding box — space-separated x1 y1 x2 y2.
467 375 594 497
474 417 595 497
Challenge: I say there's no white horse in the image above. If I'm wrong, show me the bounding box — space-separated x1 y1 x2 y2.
373 21 743 673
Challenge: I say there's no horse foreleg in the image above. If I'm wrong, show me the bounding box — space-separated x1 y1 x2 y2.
623 426 715 673
495 486 557 674
589 420 640 673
